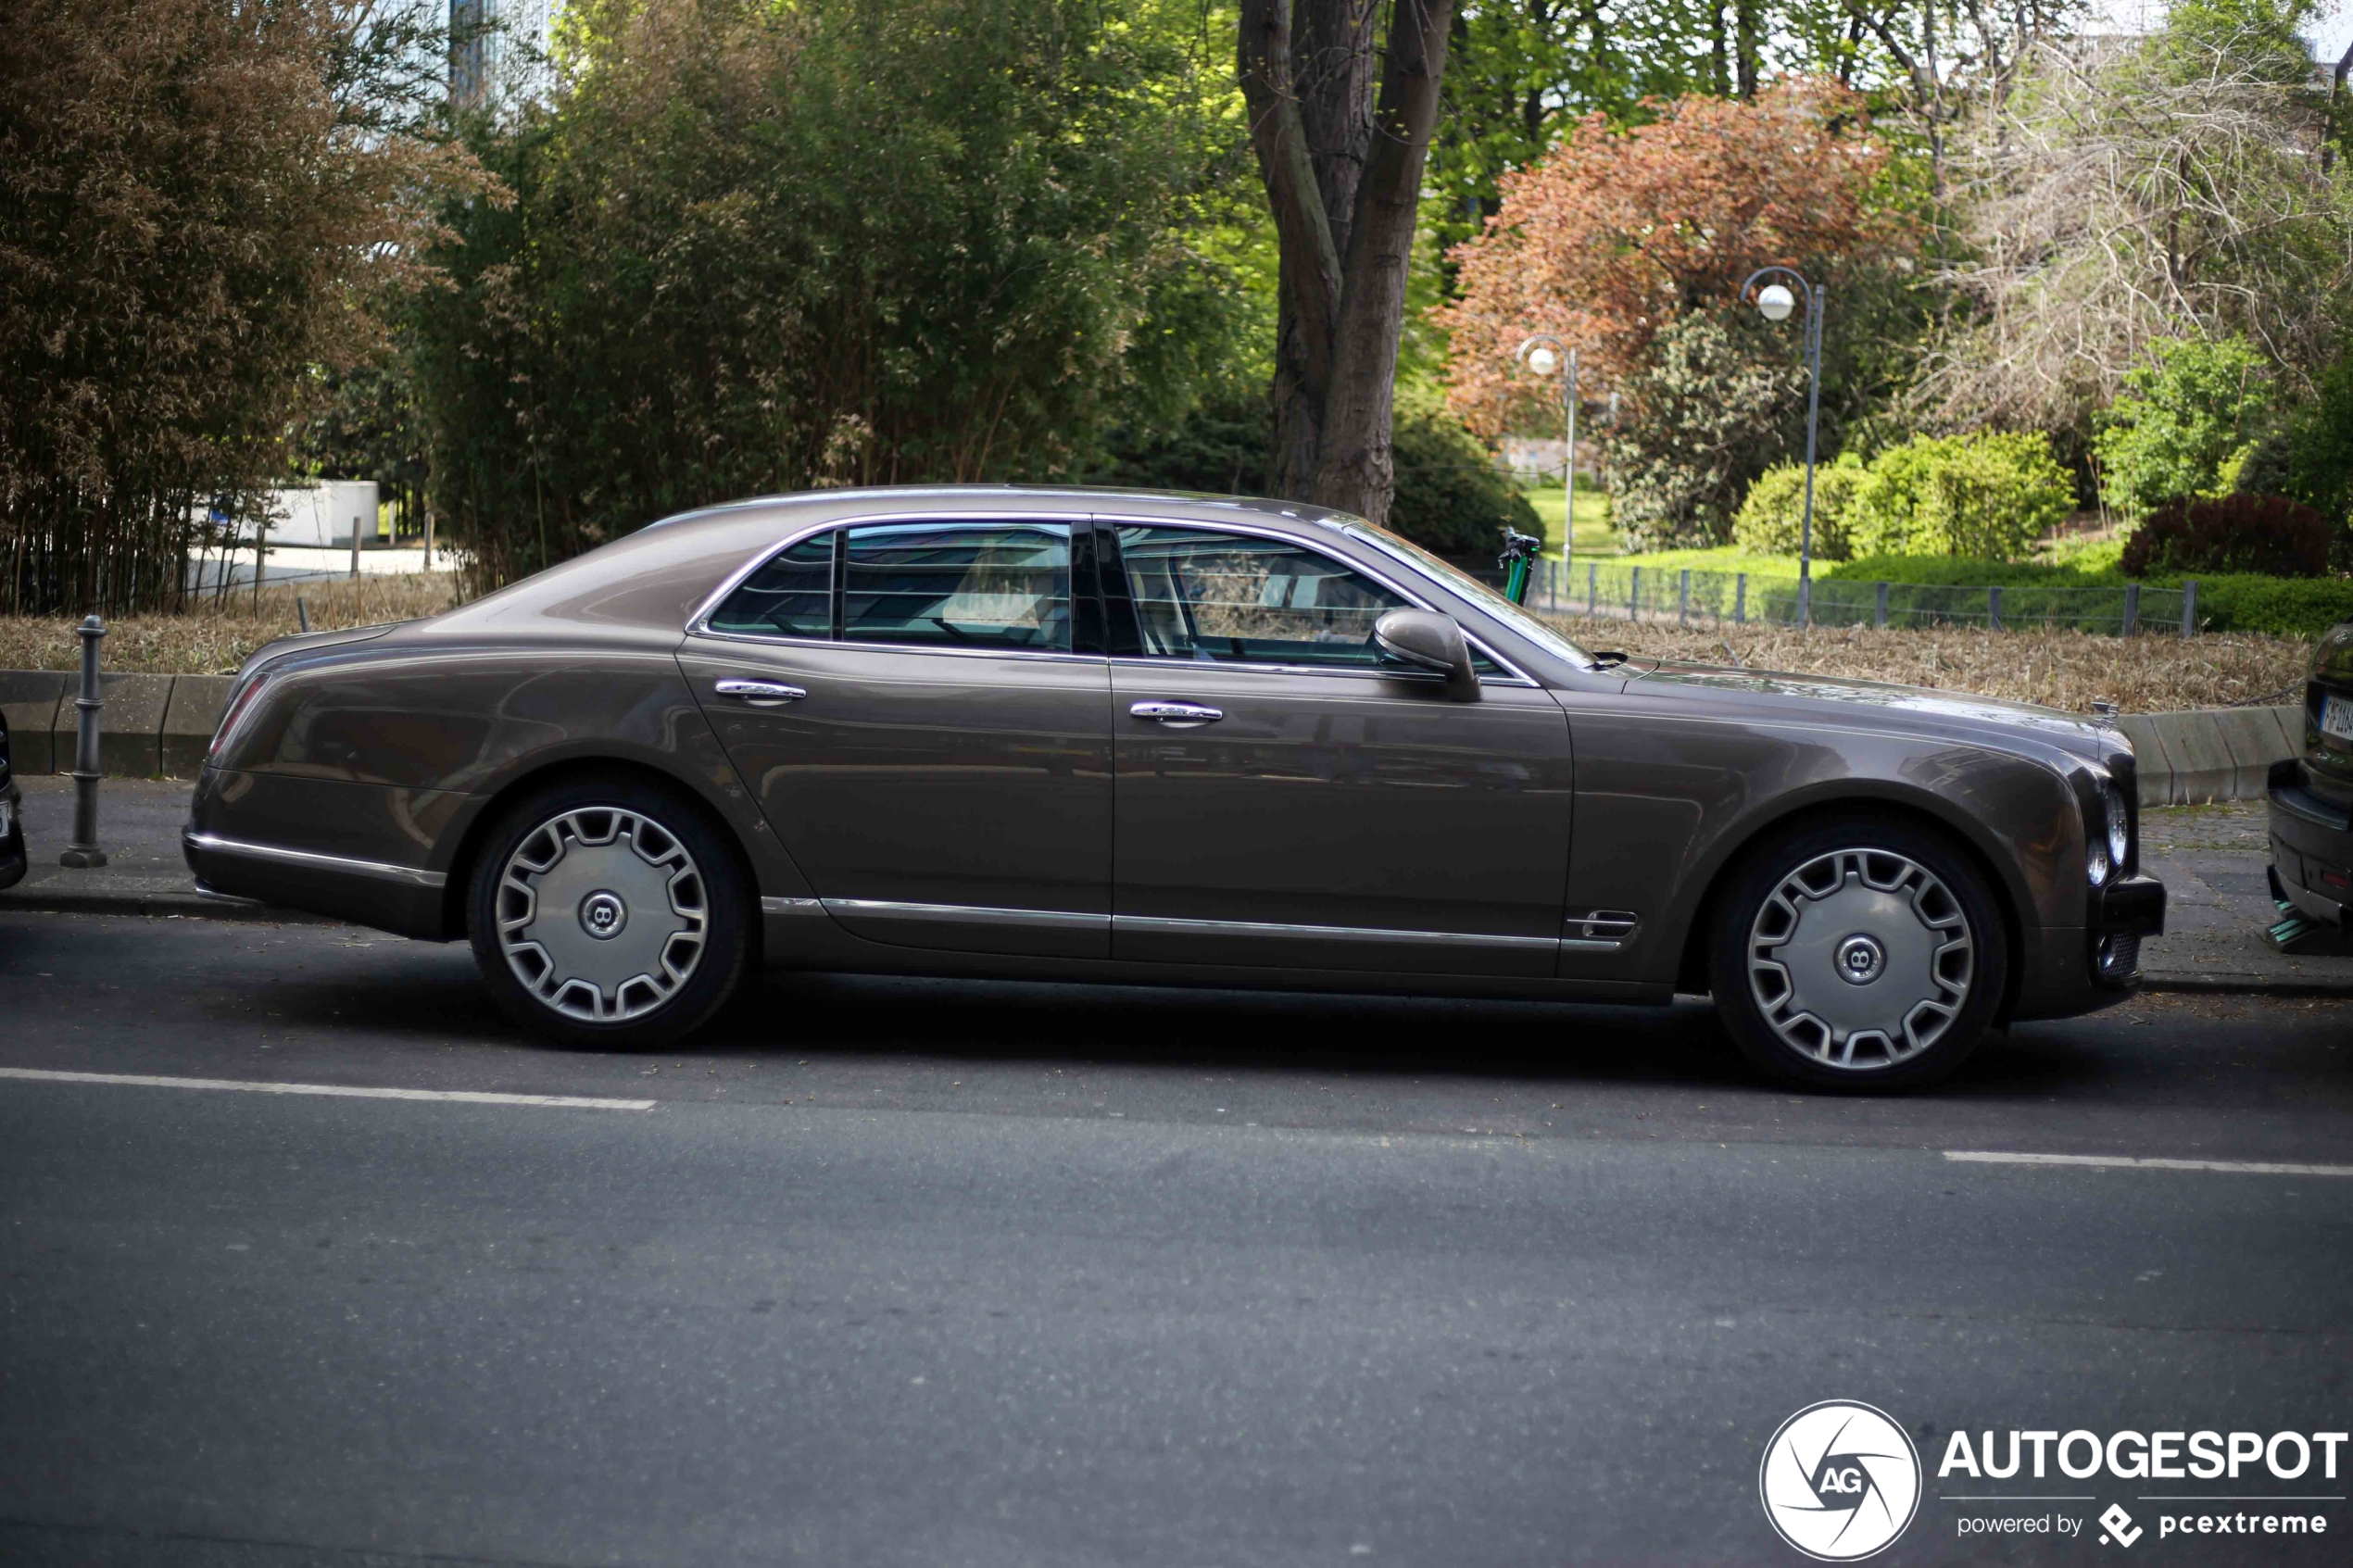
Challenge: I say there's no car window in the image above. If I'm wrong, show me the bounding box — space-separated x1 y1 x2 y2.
707 532 833 638
843 521 1072 653
1114 526 1498 673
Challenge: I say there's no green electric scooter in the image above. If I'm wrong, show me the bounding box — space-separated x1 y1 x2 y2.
1497 527 1542 606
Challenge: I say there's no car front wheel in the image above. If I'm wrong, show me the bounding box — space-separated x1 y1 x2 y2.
1708 815 2007 1091
468 774 752 1048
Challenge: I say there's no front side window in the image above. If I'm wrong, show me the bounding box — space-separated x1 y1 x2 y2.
1116 527 1403 669
843 521 1072 652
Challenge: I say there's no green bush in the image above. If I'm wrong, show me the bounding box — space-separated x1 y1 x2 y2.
2094 335 2270 518
1820 552 2353 636
1387 404 1542 556
2120 493 2338 578
1730 454 1864 560
1843 432 2073 560
2174 575 2353 638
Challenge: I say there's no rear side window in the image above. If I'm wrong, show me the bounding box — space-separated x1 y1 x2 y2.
706 521 1075 653
708 533 832 638
842 522 1071 652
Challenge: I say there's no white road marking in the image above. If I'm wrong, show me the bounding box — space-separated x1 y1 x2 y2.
1945 1150 2353 1177
0 1066 655 1111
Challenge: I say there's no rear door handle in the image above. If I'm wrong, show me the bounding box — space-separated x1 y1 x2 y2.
1129 700 1223 726
715 679 807 707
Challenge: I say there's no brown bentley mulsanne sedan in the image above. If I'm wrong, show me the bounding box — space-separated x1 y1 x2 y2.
186 486 2163 1089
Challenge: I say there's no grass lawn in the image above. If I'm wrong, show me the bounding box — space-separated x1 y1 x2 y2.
1521 485 1616 558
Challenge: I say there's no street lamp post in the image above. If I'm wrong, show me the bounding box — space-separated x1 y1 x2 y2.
1740 268 1825 627
1514 335 1579 571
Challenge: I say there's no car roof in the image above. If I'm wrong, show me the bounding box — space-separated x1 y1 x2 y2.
639 484 1363 536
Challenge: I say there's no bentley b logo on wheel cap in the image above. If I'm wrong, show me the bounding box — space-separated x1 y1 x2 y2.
579 891 628 940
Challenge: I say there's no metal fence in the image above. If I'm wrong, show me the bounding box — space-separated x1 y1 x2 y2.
1504 559 2198 636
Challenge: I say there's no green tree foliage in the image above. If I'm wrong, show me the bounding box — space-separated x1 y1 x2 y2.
2094 336 2271 519
2235 357 2353 546
1844 432 2073 560
1599 308 1804 549
0 0 476 613
416 0 1251 588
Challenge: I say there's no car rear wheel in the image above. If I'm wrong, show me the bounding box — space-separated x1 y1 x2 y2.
1708 815 2007 1092
468 774 752 1048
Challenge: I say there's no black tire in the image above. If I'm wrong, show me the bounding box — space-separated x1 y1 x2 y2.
467 771 753 1049
1707 812 2008 1093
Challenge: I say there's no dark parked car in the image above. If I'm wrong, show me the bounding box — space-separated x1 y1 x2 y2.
0 709 22 891
2268 619 2353 945
184 486 2162 1089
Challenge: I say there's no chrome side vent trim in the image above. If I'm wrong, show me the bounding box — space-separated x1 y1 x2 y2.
1562 909 1640 950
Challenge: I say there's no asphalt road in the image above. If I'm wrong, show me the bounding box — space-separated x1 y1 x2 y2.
2 911 2349 1567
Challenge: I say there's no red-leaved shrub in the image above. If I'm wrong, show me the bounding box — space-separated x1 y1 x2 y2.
2120 494 2336 579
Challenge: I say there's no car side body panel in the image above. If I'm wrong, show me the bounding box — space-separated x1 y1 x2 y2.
181 484 2146 1023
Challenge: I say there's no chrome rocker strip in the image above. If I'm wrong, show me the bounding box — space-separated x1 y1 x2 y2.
183 833 447 890
823 897 1110 934
1114 914 1556 951
761 897 1559 953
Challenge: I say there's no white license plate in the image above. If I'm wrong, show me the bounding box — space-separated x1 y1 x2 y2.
2325 695 2353 744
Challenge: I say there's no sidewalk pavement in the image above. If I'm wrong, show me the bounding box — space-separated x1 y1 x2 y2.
4 776 2348 995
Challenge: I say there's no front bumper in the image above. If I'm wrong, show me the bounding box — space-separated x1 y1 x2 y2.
2008 873 2165 1022
2267 759 2353 930
0 779 23 891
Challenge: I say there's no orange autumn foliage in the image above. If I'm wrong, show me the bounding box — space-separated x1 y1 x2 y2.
1436 80 1901 438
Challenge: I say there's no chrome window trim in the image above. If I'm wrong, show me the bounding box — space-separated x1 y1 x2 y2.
1084 513 1541 687
684 510 1088 651
684 507 1543 686
184 832 447 889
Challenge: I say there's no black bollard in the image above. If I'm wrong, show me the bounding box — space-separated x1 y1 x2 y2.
59 614 107 869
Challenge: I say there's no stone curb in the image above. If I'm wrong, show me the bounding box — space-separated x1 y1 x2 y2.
2141 973 2353 999
0 887 341 925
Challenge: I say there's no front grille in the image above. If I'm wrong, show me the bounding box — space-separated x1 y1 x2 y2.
2095 934 2140 982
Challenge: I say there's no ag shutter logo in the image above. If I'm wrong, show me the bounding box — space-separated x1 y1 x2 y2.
1760 1400 1923 1561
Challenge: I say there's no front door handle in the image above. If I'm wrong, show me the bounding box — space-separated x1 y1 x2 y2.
715 678 807 707
1129 700 1223 726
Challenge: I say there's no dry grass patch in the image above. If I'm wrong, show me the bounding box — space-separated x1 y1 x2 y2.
1535 615 2309 713
0 575 468 674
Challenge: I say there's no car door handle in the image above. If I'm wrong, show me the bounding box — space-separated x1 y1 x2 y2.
714 679 807 707
1129 700 1223 726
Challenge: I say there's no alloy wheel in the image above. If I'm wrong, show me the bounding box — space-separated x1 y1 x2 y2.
496 807 709 1022
1744 847 1974 1072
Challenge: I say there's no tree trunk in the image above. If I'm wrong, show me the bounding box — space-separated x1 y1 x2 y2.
1239 0 1455 525
1735 0 1761 98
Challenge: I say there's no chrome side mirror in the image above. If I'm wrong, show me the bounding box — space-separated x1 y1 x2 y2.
1373 609 1479 700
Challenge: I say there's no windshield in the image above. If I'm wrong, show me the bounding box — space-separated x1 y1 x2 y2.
1343 522 1595 670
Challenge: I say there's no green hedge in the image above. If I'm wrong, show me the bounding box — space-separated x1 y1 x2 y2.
1821 554 2353 636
